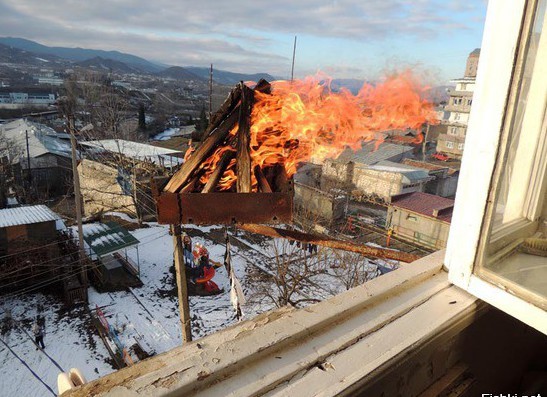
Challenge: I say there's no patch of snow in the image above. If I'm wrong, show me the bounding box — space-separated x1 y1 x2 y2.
151 128 180 141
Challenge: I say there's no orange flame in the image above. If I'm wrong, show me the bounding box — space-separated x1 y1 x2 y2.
198 71 437 192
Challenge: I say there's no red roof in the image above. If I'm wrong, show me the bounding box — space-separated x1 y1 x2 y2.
390 192 454 223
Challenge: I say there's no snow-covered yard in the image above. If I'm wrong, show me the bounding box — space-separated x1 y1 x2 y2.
0 221 398 396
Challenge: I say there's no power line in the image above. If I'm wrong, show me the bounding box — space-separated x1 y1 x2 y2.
0 336 57 396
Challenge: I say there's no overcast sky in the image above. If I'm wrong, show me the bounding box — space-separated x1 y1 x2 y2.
0 0 487 83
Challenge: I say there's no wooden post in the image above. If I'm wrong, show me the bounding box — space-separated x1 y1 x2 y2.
209 63 213 121
422 123 430 161
68 116 88 300
171 225 192 342
236 83 253 193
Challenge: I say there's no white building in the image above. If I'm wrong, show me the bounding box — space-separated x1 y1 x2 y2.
436 49 480 159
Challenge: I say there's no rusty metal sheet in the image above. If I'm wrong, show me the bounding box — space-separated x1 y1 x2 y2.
155 192 293 225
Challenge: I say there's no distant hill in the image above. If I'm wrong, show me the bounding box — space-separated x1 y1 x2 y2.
0 37 164 73
185 66 276 85
331 79 367 94
0 37 279 84
0 43 64 66
157 66 205 81
76 56 143 74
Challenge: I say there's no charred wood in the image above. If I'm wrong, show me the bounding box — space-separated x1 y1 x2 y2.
236 83 254 193
202 151 236 193
164 108 239 193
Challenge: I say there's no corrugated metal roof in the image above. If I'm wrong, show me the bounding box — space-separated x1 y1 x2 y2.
81 139 183 168
336 141 414 165
0 205 61 228
82 222 139 258
0 119 73 166
369 161 431 184
391 192 454 223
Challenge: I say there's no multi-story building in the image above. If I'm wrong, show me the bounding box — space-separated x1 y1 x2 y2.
436 48 480 159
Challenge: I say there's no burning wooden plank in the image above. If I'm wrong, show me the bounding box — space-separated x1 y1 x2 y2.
236 83 254 193
164 108 239 193
154 79 293 224
202 150 235 193
254 165 272 193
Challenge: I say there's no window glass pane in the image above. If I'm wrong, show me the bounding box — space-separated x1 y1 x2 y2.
483 0 547 305
492 0 547 226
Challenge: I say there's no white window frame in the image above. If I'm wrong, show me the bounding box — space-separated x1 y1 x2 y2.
457 143 464 151
446 141 454 149
446 0 546 335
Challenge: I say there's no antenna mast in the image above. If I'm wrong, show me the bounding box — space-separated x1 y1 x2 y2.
291 36 297 82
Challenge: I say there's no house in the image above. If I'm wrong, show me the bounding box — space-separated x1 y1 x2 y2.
321 141 418 202
0 205 88 301
78 139 183 220
0 205 64 256
436 49 480 159
402 158 459 197
386 192 454 249
294 182 347 225
0 119 73 198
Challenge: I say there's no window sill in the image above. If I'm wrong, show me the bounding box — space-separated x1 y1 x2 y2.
64 250 483 397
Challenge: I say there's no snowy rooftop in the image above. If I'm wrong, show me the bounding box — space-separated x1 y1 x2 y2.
82 222 139 258
0 205 61 228
81 139 183 168
0 119 73 163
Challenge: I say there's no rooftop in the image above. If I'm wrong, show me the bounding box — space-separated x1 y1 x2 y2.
336 141 415 165
368 160 431 184
0 119 73 163
82 222 139 258
402 159 459 175
390 192 454 222
0 205 61 228
80 139 184 168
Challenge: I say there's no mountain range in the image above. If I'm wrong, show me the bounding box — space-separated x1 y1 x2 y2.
0 37 276 85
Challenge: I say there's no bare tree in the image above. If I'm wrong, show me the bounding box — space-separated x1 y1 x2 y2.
65 71 131 139
0 126 23 207
248 239 328 309
329 251 379 290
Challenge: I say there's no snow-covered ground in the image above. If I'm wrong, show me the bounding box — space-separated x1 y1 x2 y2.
0 221 398 396
151 128 180 141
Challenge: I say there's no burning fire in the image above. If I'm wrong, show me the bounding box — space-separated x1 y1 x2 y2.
200 71 437 191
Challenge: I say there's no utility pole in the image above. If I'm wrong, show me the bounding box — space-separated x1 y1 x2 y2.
25 129 32 190
171 224 192 342
422 123 430 161
209 64 213 121
68 115 88 300
291 36 297 82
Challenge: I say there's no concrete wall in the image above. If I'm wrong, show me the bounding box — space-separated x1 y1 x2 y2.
386 207 450 249
294 183 346 223
322 159 353 186
436 133 465 159
424 174 459 198
352 166 419 202
78 159 137 218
